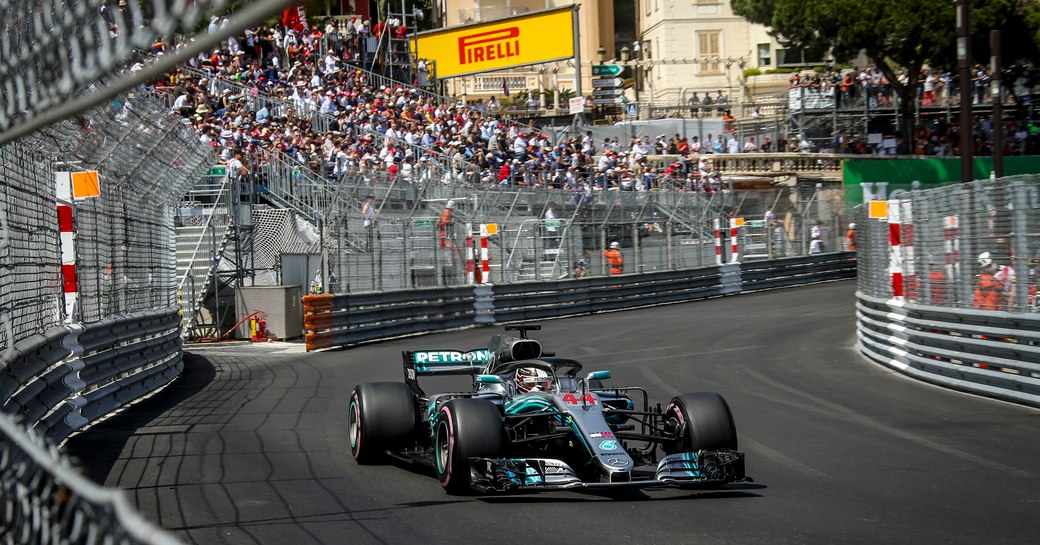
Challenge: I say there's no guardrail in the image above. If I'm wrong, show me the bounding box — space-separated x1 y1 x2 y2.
856 292 1040 408
1 306 183 442
303 252 856 351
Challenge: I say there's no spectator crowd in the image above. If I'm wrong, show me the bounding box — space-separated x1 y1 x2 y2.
145 16 1040 197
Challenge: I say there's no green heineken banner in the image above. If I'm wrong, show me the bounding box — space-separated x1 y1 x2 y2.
842 157 1040 211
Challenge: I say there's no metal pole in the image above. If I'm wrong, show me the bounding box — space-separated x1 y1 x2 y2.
957 0 974 182
991 29 1004 178
571 6 583 126
666 220 673 269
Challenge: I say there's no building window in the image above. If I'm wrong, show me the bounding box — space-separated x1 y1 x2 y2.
757 43 771 67
776 48 826 67
697 31 721 74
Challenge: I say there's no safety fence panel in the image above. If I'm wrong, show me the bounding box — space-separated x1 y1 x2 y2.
2 90 211 544
857 292 1040 408
856 175 1040 313
303 252 855 351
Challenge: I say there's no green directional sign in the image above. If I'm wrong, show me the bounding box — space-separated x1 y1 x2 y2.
413 218 432 228
207 165 227 177
591 64 623 77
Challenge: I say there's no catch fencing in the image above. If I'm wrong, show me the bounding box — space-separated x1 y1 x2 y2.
302 252 856 351
292 179 849 293
855 175 1040 407
2 90 214 543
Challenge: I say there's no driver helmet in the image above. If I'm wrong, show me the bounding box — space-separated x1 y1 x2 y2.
445 199 455 209
515 367 551 394
609 241 620 250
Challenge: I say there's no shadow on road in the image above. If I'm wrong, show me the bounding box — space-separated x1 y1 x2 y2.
62 352 217 484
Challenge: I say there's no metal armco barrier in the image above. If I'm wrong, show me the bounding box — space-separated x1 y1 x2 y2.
1 307 183 443
303 253 856 351
741 253 858 291
304 287 477 351
856 292 1040 408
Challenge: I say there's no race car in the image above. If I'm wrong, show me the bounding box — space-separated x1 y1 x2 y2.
348 324 747 494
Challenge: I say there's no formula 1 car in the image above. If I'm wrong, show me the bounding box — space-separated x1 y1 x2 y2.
348 324 747 494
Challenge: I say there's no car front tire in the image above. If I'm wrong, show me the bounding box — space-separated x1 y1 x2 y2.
663 392 738 454
349 382 417 464
434 398 503 494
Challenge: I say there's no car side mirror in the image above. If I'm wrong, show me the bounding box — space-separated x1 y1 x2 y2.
587 370 611 381
475 374 503 384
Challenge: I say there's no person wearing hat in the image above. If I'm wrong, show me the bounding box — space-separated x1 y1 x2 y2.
973 252 1004 311
604 241 624 276
438 200 456 249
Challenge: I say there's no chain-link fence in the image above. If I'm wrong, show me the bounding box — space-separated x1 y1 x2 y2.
857 175 1040 313
2 89 215 544
308 178 852 293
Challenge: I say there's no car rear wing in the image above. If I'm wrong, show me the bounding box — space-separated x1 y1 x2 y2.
402 349 491 396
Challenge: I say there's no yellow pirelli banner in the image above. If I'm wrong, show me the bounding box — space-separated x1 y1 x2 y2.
413 6 576 79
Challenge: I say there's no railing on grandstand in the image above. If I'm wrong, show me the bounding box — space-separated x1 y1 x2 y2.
177 175 234 336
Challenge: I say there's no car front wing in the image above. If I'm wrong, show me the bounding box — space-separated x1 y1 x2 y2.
467 450 746 493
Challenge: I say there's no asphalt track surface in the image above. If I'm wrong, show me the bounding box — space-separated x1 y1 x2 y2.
65 280 1040 545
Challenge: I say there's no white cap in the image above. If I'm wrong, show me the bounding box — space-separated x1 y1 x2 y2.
978 252 993 268
610 241 620 249
849 223 856 229
445 200 455 209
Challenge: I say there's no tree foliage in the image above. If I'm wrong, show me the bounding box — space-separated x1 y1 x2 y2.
732 0 1040 138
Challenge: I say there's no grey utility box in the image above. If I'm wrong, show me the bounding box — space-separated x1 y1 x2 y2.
235 285 303 340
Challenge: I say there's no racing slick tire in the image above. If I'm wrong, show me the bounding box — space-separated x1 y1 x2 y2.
662 392 738 455
434 399 503 494
349 382 418 464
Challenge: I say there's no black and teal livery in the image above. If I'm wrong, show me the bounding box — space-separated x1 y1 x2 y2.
349 324 748 494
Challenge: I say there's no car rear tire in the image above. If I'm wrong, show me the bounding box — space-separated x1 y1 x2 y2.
434 399 503 494
349 382 417 464
662 392 738 454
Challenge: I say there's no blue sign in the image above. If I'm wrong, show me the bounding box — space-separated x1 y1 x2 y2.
626 103 637 119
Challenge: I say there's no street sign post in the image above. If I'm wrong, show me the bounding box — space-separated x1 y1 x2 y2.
593 97 624 105
591 64 623 76
591 78 623 88
592 88 624 97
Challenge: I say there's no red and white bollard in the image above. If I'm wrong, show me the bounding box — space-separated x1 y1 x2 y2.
55 173 78 322
729 218 740 263
465 222 475 284
479 224 490 284
714 219 722 265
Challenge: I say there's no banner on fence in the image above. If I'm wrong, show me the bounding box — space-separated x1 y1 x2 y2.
788 87 834 110
842 156 1040 211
